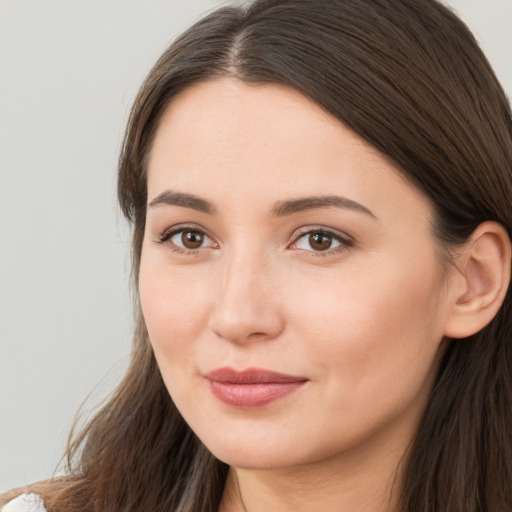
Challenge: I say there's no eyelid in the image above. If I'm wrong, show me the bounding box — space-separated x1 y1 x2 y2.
155 223 219 251
153 223 353 257
288 226 354 254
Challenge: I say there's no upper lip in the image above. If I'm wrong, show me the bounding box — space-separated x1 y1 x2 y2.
205 367 308 384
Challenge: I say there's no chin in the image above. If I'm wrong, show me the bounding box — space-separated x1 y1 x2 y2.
195 425 321 470
208 444 299 470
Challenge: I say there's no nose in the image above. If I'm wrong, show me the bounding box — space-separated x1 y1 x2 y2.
208 250 285 344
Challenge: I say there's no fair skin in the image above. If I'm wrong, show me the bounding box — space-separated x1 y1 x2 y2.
139 78 510 512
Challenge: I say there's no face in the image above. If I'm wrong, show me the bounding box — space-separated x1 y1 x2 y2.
140 78 454 470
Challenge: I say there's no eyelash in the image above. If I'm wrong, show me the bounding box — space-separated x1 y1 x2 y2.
155 224 354 257
155 224 217 256
289 227 354 257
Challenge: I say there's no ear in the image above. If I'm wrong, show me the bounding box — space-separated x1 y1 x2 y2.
444 221 511 339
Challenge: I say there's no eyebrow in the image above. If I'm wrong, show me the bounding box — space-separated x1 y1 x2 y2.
147 190 376 219
270 195 377 219
148 190 217 214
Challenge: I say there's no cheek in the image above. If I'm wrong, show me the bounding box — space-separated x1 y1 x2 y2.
277 258 446 450
286 254 445 393
138 253 214 366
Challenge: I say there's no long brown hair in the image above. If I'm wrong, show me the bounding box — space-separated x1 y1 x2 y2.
4 0 512 510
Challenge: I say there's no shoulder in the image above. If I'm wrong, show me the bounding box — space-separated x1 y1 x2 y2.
0 476 75 512
1 494 47 512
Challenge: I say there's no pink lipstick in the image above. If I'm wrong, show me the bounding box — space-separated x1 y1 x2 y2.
204 367 308 409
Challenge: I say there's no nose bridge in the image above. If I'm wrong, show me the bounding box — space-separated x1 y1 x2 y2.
209 243 283 343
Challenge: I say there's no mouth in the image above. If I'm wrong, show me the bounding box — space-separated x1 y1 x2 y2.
204 367 308 409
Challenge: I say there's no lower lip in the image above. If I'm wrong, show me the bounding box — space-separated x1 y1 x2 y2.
207 380 306 409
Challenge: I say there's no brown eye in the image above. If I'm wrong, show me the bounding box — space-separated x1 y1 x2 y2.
308 232 333 251
164 228 215 252
181 230 204 249
292 229 349 254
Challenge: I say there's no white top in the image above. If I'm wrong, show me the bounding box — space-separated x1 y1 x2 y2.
1 494 47 512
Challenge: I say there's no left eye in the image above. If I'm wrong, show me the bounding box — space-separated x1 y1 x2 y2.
169 229 214 250
293 231 345 252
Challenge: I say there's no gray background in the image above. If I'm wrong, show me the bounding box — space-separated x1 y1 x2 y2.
1 0 511 491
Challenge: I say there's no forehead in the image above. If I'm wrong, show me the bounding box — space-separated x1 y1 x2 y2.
146 78 431 225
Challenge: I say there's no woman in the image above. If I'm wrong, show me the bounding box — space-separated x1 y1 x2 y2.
2 0 512 510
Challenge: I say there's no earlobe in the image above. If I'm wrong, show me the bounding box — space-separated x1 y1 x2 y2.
444 221 511 339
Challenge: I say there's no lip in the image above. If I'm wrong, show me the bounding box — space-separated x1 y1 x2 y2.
204 367 308 409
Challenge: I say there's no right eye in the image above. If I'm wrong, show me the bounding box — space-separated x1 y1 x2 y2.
157 226 218 254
